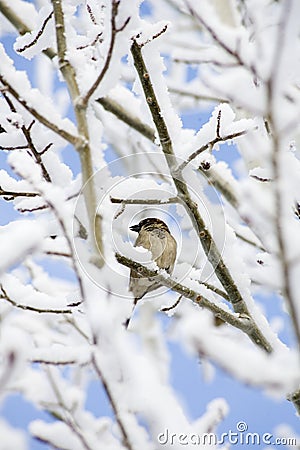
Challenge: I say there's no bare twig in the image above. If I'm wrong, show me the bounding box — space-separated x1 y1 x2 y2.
0 145 28 150
250 175 272 182
39 142 53 155
130 39 272 353
86 3 97 25
96 96 156 142
173 56 239 68
186 2 259 81
0 188 38 200
91 352 134 450
82 1 130 105
139 23 169 47
44 251 71 258
77 32 103 50
0 80 77 145
0 1 55 59
216 109 222 139
51 0 104 266
31 358 77 366
179 129 248 172
15 11 53 53
2 93 52 182
18 204 48 213
160 295 182 312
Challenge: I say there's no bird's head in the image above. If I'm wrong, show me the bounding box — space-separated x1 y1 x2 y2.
129 217 170 233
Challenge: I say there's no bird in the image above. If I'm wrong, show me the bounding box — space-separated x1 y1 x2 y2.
125 217 177 328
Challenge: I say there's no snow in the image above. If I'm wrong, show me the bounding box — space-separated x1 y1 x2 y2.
14 5 54 60
0 419 27 450
0 0 300 446
0 220 45 274
0 273 71 310
176 305 300 396
0 45 77 138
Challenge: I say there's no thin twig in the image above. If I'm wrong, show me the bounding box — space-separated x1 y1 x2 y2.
0 1 56 59
216 109 222 139
77 32 103 50
139 23 169 47
0 285 72 314
160 295 182 312
86 3 97 25
18 205 48 213
51 0 104 266
0 80 77 145
82 1 130 105
31 358 77 366
0 188 38 199
179 129 248 172
45 251 71 258
91 352 134 450
0 145 28 150
2 93 52 182
96 96 156 142
15 11 53 53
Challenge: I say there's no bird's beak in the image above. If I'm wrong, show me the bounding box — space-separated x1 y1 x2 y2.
130 224 140 232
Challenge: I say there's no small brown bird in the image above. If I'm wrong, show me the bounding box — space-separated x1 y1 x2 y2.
125 217 177 328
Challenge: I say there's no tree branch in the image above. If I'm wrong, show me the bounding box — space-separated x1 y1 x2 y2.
0 79 77 145
130 39 272 353
96 96 156 142
178 129 248 172
0 285 72 314
82 1 130 105
15 11 53 54
186 2 259 81
131 41 245 312
2 94 52 182
51 0 104 267
91 352 134 450
0 188 38 200
0 1 56 59
115 252 272 352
